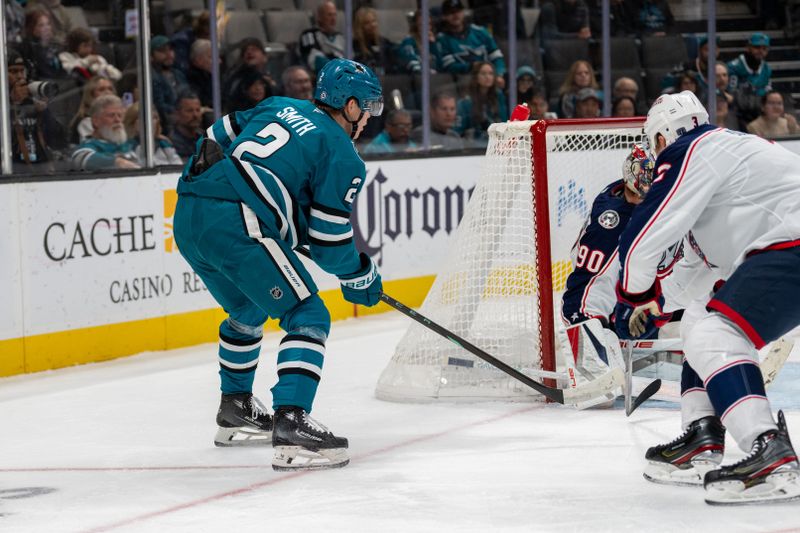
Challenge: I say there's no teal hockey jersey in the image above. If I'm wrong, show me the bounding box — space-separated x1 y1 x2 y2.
200 97 366 278
436 25 506 76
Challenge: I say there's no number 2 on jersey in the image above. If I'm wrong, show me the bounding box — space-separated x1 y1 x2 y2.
232 122 291 160
576 245 605 273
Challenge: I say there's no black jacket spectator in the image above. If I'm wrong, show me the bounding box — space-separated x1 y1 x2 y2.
20 8 67 79
540 0 592 40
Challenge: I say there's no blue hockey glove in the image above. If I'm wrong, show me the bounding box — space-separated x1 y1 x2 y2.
339 253 382 307
614 281 671 339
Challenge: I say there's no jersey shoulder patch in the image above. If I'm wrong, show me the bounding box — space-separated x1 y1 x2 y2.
597 209 620 229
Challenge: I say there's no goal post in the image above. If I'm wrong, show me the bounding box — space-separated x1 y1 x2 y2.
376 118 646 402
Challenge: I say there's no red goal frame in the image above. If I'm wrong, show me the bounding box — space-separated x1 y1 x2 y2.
530 117 645 387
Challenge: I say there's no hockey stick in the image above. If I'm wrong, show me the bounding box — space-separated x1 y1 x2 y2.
294 247 622 404
622 341 662 416
378 293 566 403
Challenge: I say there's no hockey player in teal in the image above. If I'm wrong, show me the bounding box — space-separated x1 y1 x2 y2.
173 58 383 470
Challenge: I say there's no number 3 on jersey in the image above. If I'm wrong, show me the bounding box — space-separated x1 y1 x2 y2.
575 245 606 273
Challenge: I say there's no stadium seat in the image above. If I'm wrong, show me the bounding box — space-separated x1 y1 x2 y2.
520 7 541 38
63 6 89 30
164 0 205 15
608 37 641 70
222 11 268 50
641 35 688 69
373 0 416 9
644 67 674 102
250 0 295 10
376 10 411 45
95 41 115 65
543 39 590 71
264 10 311 46
380 74 415 112
113 41 136 70
544 70 567 100
226 0 249 10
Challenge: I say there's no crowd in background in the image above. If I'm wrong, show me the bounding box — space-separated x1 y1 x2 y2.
3 0 799 175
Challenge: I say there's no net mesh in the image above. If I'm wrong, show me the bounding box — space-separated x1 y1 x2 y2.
376 119 645 402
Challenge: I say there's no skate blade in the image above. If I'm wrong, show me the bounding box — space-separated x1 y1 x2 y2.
214 426 273 447
643 460 718 487
272 445 349 471
705 471 800 505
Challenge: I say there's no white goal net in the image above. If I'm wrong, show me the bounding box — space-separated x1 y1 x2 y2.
376 118 646 402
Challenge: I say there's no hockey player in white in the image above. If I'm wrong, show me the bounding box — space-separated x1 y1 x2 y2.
614 90 800 504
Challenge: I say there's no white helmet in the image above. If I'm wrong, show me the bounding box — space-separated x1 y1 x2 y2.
643 90 709 152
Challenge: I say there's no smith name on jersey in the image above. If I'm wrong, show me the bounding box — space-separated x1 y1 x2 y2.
178 96 366 278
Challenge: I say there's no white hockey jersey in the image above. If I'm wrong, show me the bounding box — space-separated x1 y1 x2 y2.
618 125 800 295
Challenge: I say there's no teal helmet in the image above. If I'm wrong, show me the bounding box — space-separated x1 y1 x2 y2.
314 58 384 117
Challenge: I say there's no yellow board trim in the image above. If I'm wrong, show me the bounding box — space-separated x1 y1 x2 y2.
0 276 435 377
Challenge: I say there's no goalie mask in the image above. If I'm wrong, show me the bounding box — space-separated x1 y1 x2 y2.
622 144 655 197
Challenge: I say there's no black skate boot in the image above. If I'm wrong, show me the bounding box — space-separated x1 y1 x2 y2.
704 410 800 505
214 393 272 447
643 415 725 486
271 406 349 471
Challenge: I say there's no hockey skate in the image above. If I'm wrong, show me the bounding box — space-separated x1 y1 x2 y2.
643 416 725 486
704 411 800 505
271 406 349 471
214 393 273 447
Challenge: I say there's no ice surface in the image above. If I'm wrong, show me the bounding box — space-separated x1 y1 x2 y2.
1 313 799 532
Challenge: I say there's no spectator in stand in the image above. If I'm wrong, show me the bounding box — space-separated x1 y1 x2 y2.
437 0 506 88
573 87 601 118
674 71 699 97
6 0 26 44
455 61 509 146
558 59 600 118
150 35 188 128
540 0 592 41
746 91 800 138
186 39 215 109
637 0 674 36
8 49 66 170
226 67 272 113
299 0 345 74
20 8 67 79
691 35 721 100
527 91 558 120
363 109 418 154
59 28 122 83
612 95 636 117
68 75 117 143
516 66 540 108
728 32 773 97
352 6 398 76
170 92 204 159
715 90 740 131
27 0 71 45
612 76 642 113
728 32 773 126
71 94 140 170
588 0 637 37
411 91 465 150
715 61 735 105
395 9 440 73
224 38 278 110
280 65 314 100
171 10 211 76
123 103 183 166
